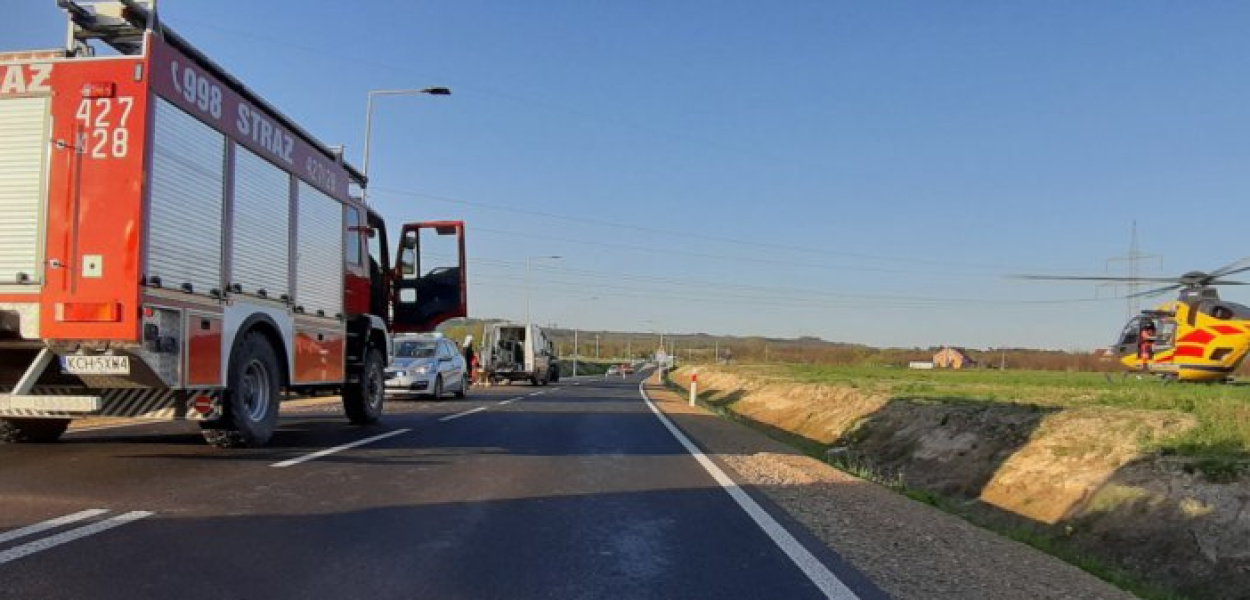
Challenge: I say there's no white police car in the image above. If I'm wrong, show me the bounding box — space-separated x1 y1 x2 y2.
384 334 469 399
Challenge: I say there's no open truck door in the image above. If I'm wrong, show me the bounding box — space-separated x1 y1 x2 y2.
392 221 467 332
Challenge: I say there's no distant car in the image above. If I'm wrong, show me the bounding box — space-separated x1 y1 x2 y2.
621 363 635 375
385 334 468 399
606 365 620 376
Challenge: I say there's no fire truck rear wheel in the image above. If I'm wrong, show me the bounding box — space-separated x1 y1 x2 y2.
0 418 71 443
344 348 384 424
201 331 281 448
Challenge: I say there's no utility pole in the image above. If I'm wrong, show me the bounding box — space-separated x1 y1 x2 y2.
573 328 579 377
714 340 719 364
595 334 600 359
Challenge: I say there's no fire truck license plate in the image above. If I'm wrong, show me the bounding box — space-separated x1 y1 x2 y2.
60 355 130 375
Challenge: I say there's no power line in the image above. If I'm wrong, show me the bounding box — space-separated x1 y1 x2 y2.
375 186 1052 272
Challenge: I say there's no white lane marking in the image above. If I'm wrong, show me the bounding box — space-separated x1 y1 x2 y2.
498 396 523 406
0 509 109 545
270 428 412 468
438 406 487 422
637 382 859 600
0 511 154 566
528 391 545 396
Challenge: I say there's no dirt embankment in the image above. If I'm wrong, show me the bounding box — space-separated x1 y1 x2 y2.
674 367 1250 599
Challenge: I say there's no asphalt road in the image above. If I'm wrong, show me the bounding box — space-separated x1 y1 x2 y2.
0 374 886 600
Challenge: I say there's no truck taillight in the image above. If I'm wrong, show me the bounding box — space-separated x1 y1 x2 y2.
82 82 116 98
55 302 121 322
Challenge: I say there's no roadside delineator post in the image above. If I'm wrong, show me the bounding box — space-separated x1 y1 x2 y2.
689 369 698 407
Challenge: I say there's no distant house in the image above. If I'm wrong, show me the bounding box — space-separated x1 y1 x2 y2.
933 347 977 369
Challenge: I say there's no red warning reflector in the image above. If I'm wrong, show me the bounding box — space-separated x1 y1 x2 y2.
82 82 116 98
55 302 121 323
192 394 215 415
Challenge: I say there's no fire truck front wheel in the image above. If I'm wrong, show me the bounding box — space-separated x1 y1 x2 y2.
343 348 385 424
0 418 71 443
201 331 281 448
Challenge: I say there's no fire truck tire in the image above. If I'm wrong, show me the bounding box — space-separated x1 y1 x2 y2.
0 418 70 443
343 349 385 424
201 331 281 448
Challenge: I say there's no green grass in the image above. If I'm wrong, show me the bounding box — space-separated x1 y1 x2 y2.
714 363 1250 462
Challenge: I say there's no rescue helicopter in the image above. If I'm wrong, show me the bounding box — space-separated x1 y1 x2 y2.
1021 257 1250 382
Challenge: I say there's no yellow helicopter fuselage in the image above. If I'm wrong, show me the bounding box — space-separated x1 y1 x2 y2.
1115 300 1250 382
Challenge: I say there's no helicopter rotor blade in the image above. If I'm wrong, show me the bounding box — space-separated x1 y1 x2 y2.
1127 284 1182 299
1011 275 1185 283
1206 257 1250 280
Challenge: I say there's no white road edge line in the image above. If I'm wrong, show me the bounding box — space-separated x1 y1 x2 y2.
438 406 487 422
637 382 859 600
270 428 412 468
0 511 154 566
0 509 110 545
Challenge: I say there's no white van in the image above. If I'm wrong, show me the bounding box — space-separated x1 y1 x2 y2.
481 323 557 385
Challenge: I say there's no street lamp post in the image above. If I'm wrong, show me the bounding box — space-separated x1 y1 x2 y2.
570 296 598 377
360 86 451 204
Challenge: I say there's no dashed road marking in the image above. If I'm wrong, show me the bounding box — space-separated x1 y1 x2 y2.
270 428 412 468
637 382 859 600
438 406 487 422
0 510 109 545
0 510 154 566
498 396 524 406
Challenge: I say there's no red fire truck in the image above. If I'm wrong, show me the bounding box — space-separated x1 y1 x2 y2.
0 1 467 446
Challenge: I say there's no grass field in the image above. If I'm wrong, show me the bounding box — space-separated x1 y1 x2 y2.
719 363 1250 461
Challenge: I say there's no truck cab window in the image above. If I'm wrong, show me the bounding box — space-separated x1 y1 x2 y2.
399 230 419 278
345 207 363 266
365 210 389 319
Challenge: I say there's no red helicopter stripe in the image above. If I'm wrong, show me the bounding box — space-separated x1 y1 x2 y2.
1178 329 1215 344
1211 325 1243 336
1173 345 1206 358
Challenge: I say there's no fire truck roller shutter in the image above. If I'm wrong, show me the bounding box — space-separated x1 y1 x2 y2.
230 146 290 300
294 182 343 318
0 96 51 288
148 99 224 296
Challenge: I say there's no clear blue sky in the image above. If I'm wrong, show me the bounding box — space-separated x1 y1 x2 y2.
10 2 1250 350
